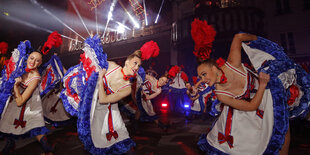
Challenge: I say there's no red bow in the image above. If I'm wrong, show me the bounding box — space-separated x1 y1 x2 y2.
121 69 136 81
218 132 234 148
25 67 34 73
14 119 27 128
106 131 119 141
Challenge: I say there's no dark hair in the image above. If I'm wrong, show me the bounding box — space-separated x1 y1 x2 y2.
126 50 141 61
159 74 168 79
197 58 220 70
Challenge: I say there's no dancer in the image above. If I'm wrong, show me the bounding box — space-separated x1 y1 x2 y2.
0 35 61 154
61 36 159 154
137 73 169 128
196 32 310 154
191 18 310 154
168 66 189 113
186 79 207 114
40 54 71 127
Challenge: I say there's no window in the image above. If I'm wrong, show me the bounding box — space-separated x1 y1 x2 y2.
276 0 291 15
280 32 296 54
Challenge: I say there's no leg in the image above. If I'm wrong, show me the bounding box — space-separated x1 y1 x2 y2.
1 137 15 154
36 134 53 154
279 126 290 155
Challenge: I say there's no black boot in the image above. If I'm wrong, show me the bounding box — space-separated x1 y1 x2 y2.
1 138 15 155
39 136 53 153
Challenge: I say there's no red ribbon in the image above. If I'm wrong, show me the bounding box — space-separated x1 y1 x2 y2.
50 98 61 114
106 104 118 141
106 131 119 141
14 102 27 128
218 107 234 148
121 69 136 81
25 67 34 73
218 132 234 148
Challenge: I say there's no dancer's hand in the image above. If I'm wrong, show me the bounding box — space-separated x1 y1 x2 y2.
14 77 22 85
258 72 270 87
98 68 107 78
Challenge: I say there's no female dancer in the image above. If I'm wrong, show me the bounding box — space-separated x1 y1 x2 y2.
40 54 71 127
196 32 310 154
168 66 189 113
62 36 159 154
137 74 168 128
0 41 53 154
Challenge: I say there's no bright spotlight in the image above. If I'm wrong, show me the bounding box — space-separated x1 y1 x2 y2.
184 104 190 108
161 103 168 108
155 0 165 24
3 12 9 16
117 24 125 33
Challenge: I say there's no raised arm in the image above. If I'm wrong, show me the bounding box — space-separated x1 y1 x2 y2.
144 88 161 100
227 33 257 68
98 69 131 104
193 80 204 89
217 72 269 111
14 77 40 107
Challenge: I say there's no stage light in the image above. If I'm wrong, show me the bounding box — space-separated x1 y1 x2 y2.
117 24 125 33
155 0 165 24
184 104 190 108
3 12 9 16
69 0 91 36
161 103 168 108
118 0 140 28
30 0 85 40
143 0 148 26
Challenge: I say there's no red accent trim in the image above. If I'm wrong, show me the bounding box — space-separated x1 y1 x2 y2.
65 73 80 103
226 63 246 77
41 67 55 90
106 66 120 76
218 107 234 148
256 109 264 119
287 85 299 106
106 104 118 141
103 76 114 94
121 68 136 81
50 98 61 114
144 81 155 94
14 102 27 128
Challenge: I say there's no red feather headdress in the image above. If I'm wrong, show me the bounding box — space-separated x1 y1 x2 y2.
140 40 160 60
41 31 63 55
168 66 181 79
191 18 216 60
0 42 8 54
180 72 189 83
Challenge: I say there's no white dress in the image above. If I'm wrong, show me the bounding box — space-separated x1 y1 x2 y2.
78 65 135 155
198 36 310 154
0 77 48 138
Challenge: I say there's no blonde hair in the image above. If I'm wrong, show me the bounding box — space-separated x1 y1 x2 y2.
126 50 141 61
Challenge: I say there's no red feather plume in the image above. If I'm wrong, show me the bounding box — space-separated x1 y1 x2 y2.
140 40 160 60
168 66 180 78
180 72 188 83
0 42 8 54
191 18 216 60
41 31 63 55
